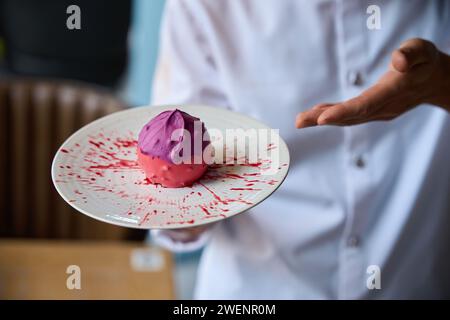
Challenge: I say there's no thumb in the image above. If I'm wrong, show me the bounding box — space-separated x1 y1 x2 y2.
391 38 438 73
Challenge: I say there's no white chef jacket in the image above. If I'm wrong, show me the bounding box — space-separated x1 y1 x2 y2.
151 0 450 299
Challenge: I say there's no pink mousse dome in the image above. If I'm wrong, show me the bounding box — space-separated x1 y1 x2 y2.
137 109 210 188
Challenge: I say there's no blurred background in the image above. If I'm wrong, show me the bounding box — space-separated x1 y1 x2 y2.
0 0 199 299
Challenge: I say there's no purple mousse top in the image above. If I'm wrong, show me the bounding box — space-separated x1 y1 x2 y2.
138 109 210 164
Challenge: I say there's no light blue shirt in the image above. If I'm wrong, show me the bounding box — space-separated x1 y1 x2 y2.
152 0 450 299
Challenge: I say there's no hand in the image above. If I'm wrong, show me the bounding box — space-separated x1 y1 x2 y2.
295 38 450 128
163 225 211 243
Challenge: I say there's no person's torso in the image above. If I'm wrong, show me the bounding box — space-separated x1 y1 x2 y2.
190 0 450 299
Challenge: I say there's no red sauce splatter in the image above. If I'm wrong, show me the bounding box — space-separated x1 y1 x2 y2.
139 212 150 226
198 182 229 205
242 162 262 168
200 206 211 215
57 132 282 226
224 173 244 179
88 140 103 148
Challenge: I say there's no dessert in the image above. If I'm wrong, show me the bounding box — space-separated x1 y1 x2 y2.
137 109 211 188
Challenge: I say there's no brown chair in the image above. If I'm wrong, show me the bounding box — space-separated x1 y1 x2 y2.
0 78 145 240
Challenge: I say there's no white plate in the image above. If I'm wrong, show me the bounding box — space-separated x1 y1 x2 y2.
52 105 290 229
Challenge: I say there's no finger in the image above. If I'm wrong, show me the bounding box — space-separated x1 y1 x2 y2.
320 95 407 126
323 113 396 126
312 103 336 111
316 97 371 125
317 84 394 125
295 103 334 128
165 225 208 242
392 38 437 73
186 225 209 236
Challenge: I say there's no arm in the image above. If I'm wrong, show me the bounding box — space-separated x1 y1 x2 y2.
152 0 228 108
295 38 450 128
150 0 227 251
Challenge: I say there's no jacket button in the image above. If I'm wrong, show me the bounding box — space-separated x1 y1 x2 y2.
354 155 365 168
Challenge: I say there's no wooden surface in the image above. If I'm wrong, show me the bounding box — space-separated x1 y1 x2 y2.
0 240 174 299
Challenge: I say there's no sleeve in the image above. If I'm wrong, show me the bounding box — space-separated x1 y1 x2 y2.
150 0 226 252
151 0 229 108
